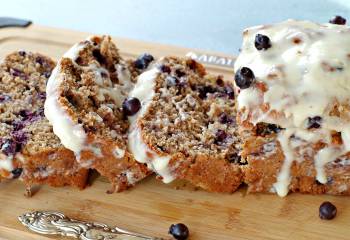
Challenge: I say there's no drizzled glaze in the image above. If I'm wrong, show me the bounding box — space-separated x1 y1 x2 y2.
127 66 175 183
45 37 129 164
234 20 350 196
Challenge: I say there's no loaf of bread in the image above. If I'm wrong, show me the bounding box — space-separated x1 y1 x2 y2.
0 51 88 188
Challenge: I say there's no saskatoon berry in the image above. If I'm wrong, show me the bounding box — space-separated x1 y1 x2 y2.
255 34 272 50
319 201 337 220
169 223 189 240
234 67 255 89
122 97 141 116
329 15 346 25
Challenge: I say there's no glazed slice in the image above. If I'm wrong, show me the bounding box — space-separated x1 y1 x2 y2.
45 36 150 192
128 57 243 193
234 19 350 196
0 51 88 189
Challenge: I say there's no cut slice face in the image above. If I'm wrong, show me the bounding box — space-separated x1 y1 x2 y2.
0 51 88 189
45 36 150 192
128 57 243 193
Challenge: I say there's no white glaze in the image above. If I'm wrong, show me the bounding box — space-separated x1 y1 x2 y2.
273 129 295 197
127 67 175 183
45 65 87 153
113 147 125 159
235 20 350 130
125 170 137 185
128 126 173 183
235 20 350 196
314 147 338 184
0 155 13 171
46 37 133 167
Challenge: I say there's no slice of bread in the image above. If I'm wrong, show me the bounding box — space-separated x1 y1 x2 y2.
0 51 88 188
234 20 350 196
128 57 243 192
45 36 150 192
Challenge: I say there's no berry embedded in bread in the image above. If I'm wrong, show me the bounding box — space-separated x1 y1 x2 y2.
45 36 150 192
128 56 243 193
234 20 350 196
0 51 88 189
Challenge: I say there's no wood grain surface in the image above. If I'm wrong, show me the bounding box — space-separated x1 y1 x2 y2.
0 24 349 240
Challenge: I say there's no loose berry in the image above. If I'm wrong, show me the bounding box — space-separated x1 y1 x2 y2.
319 201 337 220
169 223 189 240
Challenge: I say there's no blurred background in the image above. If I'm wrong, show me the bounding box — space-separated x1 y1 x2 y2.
1 0 349 54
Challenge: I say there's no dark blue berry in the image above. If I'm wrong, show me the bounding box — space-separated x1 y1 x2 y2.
122 97 141 116
12 131 27 145
234 67 255 89
1 139 18 156
215 130 227 144
38 92 46 100
175 69 186 78
12 121 25 131
0 95 11 103
160 65 171 74
44 72 51 78
169 223 189 240
319 201 337 220
92 49 105 64
11 68 24 77
134 53 154 70
307 116 322 129
216 76 224 86
218 113 234 124
256 123 283 136
228 153 245 165
255 34 272 50
18 51 26 57
329 16 346 25
224 86 235 99
36 56 44 65
11 168 23 178
198 85 216 99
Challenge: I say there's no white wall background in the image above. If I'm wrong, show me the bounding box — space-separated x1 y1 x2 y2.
0 0 349 54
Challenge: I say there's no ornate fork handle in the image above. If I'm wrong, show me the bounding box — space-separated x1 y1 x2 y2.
18 211 164 240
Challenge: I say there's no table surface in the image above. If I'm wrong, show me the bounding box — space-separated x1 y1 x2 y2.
1 0 350 54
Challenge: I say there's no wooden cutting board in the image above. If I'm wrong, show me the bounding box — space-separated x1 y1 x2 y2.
0 24 349 240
